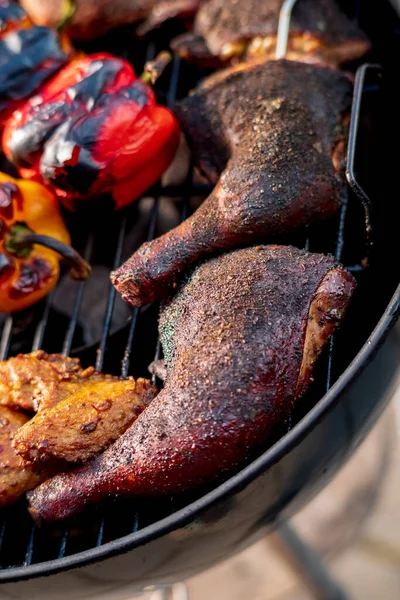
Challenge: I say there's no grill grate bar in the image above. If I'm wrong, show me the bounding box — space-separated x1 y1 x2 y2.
333 195 349 262
118 42 162 381
23 524 36 566
94 215 127 545
98 52 182 544
95 518 105 548
149 157 192 383
0 316 13 360
20 273 61 564
146 197 161 242
324 60 373 393
120 307 140 379
62 237 94 356
145 42 156 63
20 292 58 565
31 292 55 352
120 195 160 379
58 531 69 559
151 339 162 386
181 161 194 220
131 512 139 533
0 519 6 555
96 216 127 371
167 56 181 108
325 195 349 392
347 265 364 273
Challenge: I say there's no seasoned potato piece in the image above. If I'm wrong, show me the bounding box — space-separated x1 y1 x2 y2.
0 406 47 507
13 378 157 464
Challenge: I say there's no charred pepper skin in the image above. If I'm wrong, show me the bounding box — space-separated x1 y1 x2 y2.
0 173 70 313
3 53 181 210
0 1 30 33
0 2 71 128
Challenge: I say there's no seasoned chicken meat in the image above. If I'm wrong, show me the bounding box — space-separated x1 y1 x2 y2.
172 0 370 66
112 59 353 307
21 0 201 40
13 378 156 464
0 351 97 412
28 245 355 524
0 406 47 507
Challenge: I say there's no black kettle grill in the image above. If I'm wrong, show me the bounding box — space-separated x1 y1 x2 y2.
0 1 399 597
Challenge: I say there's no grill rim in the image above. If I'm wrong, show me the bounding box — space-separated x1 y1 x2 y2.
0 281 398 583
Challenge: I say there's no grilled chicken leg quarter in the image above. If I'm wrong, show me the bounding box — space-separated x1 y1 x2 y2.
28 245 356 524
172 0 371 66
112 59 353 307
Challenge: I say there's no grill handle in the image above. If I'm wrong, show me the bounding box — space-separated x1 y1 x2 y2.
275 0 299 59
346 63 383 256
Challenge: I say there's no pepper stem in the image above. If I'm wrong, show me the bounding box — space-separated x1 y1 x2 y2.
140 52 172 85
56 0 77 31
5 222 91 281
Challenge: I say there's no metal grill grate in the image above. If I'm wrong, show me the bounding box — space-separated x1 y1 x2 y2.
0 2 397 576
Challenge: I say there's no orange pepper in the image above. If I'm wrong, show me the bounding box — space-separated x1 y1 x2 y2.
0 173 90 313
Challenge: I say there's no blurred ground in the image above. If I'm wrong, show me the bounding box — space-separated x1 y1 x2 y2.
145 390 400 600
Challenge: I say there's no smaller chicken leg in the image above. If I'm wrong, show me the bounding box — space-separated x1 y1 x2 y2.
112 59 353 307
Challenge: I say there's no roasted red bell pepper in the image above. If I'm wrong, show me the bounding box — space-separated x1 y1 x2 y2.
3 52 181 210
0 1 72 128
0 173 90 313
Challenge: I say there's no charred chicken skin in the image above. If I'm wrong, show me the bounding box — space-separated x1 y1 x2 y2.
13 378 156 464
0 406 47 507
172 0 371 67
21 0 202 41
112 59 353 307
27 245 355 524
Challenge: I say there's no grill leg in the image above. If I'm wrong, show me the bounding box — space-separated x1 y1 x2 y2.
147 525 349 600
271 522 351 600
148 582 189 600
